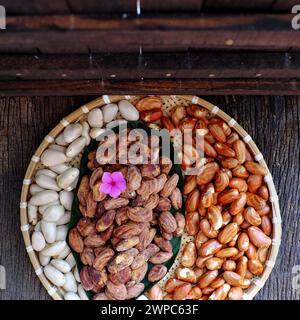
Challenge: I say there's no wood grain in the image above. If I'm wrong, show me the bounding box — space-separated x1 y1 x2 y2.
1 0 296 13
1 79 300 96
2 14 299 53
1 52 300 80
0 95 299 300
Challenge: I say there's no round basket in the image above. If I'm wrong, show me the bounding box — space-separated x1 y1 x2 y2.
20 95 282 300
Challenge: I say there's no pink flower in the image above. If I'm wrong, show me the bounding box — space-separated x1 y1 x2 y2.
100 171 126 198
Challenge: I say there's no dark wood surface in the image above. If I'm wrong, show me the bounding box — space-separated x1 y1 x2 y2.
1 52 300 80
2 14 300 53
2 79 300 96
0 95 299 300
1 0 296 14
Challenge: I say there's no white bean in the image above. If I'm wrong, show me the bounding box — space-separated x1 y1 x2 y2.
44 265 66 287
63 123 82 143
78 285 89 300
89 128 106 140
63 272 77 292
29 190 59 206
28 204 38 225
41 241 67 257
39 200 60 215
41 149 67 167
56 211 71 225
73 266 80 282
81 121 91 146
65 253 76 269
118 100 139 121
56 132 68 146
41 220 56 243
66 136 86 158
59 190 74 211
102 103 118 123
57 168 79 190
51 259 71 273
32 231 46 252
55 244 71 259
35 169 57 179
29 184 45 196
38 252 51 266
87 108 103 128
43 205 65 222
106 119 127 129
36 174 61 192
56 225 68 241
49 163 71 174
49 144 67 153
64 292 80 300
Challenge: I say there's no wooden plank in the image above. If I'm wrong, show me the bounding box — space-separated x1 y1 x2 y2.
2 14 299 53
0 95 299 300
1 79 300 96
203 0 275 11
0 52 299 80
2 0 296 14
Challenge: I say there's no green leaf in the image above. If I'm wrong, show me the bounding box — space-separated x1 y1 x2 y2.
68 120 185 299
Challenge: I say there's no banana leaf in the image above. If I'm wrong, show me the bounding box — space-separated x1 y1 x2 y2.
68 120 185 299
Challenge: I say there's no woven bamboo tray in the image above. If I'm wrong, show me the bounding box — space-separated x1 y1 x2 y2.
20 95 282 300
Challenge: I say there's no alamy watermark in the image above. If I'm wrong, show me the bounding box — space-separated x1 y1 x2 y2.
0 5 6 29
292 5 300 30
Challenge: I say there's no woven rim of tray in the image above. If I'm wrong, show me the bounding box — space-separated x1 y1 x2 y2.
20 94 282 300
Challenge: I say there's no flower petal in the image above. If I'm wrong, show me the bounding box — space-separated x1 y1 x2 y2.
111 171 124 182
109 186 122 198
116 179 126 192
100 182 112 194
102 172 112 184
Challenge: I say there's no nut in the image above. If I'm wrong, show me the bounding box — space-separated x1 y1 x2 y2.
96 210 116 232
104 197 129 210
115 236 140 252
154 236 172 252
136 96 162 112
68 228 84 253
170 188 182 209
248 226 271 248
185 211 200 236
113 222 144 239
106 281 127 300
108 267 131 285
149 251 173 264
93 247 115 271
181 242 197 267
160 173 179 197
127 207 153 223
158 211 177 233
148 265 167 282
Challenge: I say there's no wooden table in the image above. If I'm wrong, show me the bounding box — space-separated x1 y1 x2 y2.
0 95 299 300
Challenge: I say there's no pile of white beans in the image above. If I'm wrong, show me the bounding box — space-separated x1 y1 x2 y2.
27 99 140 300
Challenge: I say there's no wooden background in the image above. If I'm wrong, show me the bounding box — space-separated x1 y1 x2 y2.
0 95 299 300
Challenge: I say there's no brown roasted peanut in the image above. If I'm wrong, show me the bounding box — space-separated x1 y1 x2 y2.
243 207 262 226
196 162 219 185
147 284 163 300
236 256 248 278
173 212 185 237
218 222 238 244
222 260 236 272
261 215 272 236
181 242 197 267
229 192 247 215
248 226 272 248
183 175 197 194
215 171 230 192
218 189 239 205
245 161 267 176
173 283 193 300
165 278 187 293
229 178 248 192
205 257 223 270
246 193 266 211
198 270 219 289
228 287 243 300
113 222 144 239
207 205 223 231
215 247 239 259
186 211 200 236
136 96 162 111
175 267 197 283
209 283 231 300
247 175 262 193
223 271 242 287
237 232 250 252
198 239 222 257
258 185 269 200
186 188 200 212
248 259 264 275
